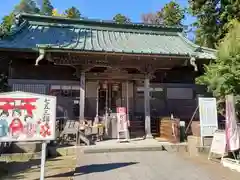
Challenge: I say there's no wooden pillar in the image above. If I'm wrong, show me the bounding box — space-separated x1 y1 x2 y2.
79 72 85 121
126 80 130 139
94 81 99 124
144 75 153 139
126 80 129 120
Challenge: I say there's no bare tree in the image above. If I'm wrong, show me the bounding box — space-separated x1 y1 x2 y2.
141 13 162 24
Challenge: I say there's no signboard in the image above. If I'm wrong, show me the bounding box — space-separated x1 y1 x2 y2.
117 107 128 133
0 91 56 142
116 107 129 142
198 97 218 145
208 130 226 161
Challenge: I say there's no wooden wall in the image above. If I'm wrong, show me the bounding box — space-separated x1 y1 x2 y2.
9 59 209 123
9 60 77 80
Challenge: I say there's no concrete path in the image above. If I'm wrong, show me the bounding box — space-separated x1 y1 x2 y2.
81 139 172 153
74 151 238 180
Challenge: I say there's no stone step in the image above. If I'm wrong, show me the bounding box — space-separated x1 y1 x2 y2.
197 146 211 155
162 143 188 153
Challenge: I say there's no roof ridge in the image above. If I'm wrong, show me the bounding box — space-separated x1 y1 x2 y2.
18 13 184 32
0 20 29 40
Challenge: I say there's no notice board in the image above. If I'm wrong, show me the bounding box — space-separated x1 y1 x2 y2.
198 97 218 145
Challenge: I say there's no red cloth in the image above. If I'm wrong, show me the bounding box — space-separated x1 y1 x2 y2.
9 118 23 136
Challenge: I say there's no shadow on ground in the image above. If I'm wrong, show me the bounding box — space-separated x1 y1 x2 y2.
46 162 138 178
0 157 66 180
0 159 41 179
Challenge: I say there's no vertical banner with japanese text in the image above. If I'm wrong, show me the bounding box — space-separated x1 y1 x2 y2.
225 95 240 151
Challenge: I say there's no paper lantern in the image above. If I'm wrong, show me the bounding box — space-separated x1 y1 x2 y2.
102 81 108 89
112 83 119 91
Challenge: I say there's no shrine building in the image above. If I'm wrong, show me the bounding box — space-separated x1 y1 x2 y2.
0 13 216 138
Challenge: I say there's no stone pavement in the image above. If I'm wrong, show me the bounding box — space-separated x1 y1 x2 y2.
73 151 239 180
81 139 167 153
81 138 187 153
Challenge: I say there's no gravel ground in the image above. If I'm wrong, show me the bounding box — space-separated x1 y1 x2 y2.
74 151 239 180
1 155 76 180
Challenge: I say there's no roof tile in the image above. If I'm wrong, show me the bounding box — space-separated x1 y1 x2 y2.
0 14 216 59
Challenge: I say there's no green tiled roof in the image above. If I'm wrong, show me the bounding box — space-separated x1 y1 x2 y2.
0 14 216 59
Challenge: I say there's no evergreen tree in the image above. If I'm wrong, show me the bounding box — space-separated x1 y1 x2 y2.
40 0 54 16
158 1 185 26
142 1 185 26
64 6 81 19
14 0 40 14
196 20 240 116
113 14 131 24
1 0 40 36
189 0 240 48
52 9 65 17
0 13 15 37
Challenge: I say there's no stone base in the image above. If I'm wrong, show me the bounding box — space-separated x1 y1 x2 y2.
145 134 153 139
162 144 188 153
203 137 213 146
222 158 240 172
48 146 76 157
197 146 211 154
187 136 201 157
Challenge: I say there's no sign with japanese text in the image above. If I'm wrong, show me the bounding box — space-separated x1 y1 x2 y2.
208 130 226 161
0 91 56 142
210 130 226 155
198 97 218 138
116 107 128 133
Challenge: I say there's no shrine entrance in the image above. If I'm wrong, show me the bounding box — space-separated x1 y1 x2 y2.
97 81 125 139
98 81 123 115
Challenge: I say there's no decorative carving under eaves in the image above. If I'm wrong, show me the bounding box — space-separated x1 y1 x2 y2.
139 64 157 74
103 67 128 75
51 55 144 70
74 65 95 77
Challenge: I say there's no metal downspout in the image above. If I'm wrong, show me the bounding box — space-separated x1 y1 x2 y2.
190 56 198 71
35 48 45 66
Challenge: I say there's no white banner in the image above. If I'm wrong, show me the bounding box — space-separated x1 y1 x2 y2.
0 91 56 142
199 97 218 138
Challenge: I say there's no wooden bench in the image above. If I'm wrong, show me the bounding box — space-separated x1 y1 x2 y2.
60 119 101 145
60 120 79 144
79 125 98 145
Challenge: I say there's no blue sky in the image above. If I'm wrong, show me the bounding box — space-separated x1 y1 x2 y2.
0 0 195 25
